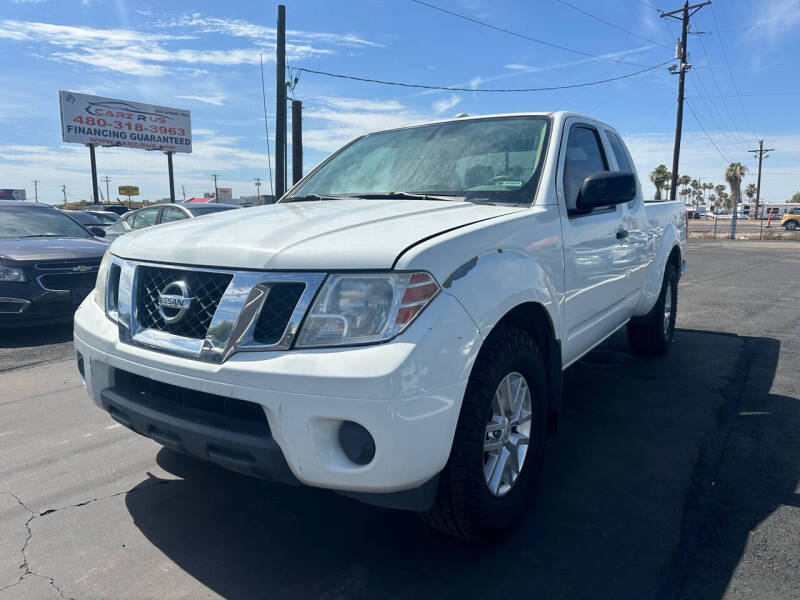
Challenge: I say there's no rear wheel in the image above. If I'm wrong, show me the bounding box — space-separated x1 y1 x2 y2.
627 262 678 356
421 325 548 543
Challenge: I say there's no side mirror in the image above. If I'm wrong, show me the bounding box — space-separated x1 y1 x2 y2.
89 226 106 238
576 171 637 212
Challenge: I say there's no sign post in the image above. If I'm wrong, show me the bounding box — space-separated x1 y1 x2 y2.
88 144 100 205
118 186 139 209
166 152 175 203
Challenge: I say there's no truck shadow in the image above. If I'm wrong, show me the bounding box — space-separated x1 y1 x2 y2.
124 329 798 600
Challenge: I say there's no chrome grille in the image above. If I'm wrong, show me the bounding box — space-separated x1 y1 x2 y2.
136 266 232 339
252 283 306 345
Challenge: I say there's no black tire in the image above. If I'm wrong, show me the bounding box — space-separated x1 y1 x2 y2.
421 325 548 543
627 262 678 356
785 220 798 231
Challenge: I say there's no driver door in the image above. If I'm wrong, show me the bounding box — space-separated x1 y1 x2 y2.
558 118 632 366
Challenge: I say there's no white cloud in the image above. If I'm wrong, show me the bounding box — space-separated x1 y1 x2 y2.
170 14 381 48
432 94 462 114
176 94 226 106
0 17 373 76
302 97 435 153
624 132 800 202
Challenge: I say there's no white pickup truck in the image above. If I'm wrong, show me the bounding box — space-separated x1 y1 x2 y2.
75 112 686 542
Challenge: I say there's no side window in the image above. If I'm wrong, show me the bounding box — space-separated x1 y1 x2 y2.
131 208 158 230
606 131 633 174
160 206 188 224
563 125 608 210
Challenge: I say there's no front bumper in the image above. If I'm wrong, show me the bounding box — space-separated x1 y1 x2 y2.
74 292 482 495
0 282 85 327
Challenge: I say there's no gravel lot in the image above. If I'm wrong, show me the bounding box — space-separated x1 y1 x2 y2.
1 239 798 599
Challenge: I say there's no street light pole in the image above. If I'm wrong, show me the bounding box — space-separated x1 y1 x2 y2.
254 177 262 203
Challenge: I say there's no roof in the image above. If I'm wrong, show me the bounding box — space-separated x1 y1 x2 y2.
0 200 54 209
185 197 212 203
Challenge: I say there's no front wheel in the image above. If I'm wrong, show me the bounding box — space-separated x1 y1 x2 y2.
785 220 798 231
421 325 548 543
627 262 678 356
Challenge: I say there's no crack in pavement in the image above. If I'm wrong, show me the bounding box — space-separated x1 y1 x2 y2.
0 489 73 600
0 464 214 599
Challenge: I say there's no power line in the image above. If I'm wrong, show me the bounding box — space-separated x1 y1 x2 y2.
691 15 750 148
259 53 274 198
555 0 673 50
686 98 733 163
686 71 747 152
409 0 656 67
688 91 800 98
630 0 663 11
286 60 673 93
709 3 756 137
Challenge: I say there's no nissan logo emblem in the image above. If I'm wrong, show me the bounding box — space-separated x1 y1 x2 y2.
157 280 192 324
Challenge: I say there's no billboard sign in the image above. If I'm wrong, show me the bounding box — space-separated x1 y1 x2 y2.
217 187 233 201
59 91 192 153
118 186 139 196
0 189 26 200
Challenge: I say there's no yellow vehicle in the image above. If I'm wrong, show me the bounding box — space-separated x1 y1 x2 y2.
781 208 800 231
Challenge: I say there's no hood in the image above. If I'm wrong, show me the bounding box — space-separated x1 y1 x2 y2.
0 237 108 265
111 199 524 270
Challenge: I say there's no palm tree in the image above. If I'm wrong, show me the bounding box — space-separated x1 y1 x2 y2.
703 182 714 205
714 184 726 209
744 183 758 217
725 162 748 220
650 165 671 200
679 175 692 195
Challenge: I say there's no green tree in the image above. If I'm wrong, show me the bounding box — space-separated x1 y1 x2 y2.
725 162 748 217
649 165 671 200
791 191 800 203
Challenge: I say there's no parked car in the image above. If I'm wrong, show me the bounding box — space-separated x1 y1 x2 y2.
61 209 117 229
86 204 130 216
84 210 120 225
75 112 686 542
780 208 800 231
0 201 108 327
103 202 240 241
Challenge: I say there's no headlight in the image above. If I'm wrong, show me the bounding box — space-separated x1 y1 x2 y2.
295 272 439 348
0 265 26 282
93 251 112 309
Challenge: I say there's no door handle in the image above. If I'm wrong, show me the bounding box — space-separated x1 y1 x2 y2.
616 229 629 240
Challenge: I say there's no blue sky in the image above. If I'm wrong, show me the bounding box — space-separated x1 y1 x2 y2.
1 0 798 204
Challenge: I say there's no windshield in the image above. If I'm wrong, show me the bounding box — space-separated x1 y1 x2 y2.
185 204 239 216
288 116 550 204
0 207 90 238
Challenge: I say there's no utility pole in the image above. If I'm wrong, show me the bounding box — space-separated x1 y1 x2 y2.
749 140 773 219
275 4 287 199
212 174 219 202
101 176 111 205
254 177 262 203
291 99 303 185
32 180 39 203
181 184 186 201
61 185 67 206
662 0 711 201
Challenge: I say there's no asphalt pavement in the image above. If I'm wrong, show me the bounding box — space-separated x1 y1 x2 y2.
0 240 798 599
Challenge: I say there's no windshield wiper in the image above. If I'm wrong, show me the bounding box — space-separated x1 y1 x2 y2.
280 194 349 203
354 192 466 202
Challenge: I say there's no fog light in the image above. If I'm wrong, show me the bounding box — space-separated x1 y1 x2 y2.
338 421 375 466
